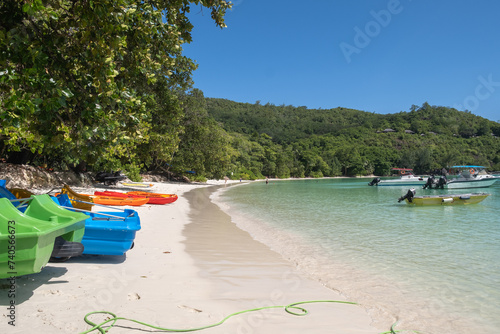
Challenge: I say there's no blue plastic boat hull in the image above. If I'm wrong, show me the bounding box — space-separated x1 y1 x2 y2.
81 210 140 255
55 195 141 256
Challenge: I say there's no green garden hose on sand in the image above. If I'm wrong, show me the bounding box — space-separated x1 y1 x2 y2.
80 300 418 334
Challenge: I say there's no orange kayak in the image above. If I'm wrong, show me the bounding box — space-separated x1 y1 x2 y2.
91 195 149 206
127 191 178 204
94 190 177 205
60 185 148 207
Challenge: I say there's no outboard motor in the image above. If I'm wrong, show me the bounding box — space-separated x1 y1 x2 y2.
368 177 381 186
398 188 416 203
436 175 447 189
423 175 435 189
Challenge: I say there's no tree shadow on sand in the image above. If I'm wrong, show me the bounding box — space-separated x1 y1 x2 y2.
0 254 126 306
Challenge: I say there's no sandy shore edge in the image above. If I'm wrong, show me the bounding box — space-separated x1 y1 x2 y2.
0 180 378 333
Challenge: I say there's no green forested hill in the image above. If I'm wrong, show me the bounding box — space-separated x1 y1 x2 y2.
204 97 500 179
207 99 499 141
206 98 378 143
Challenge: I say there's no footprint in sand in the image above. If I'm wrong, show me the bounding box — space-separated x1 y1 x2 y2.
178 305 202 313
127 292 141 300
39 289 61 296
86 265 101 270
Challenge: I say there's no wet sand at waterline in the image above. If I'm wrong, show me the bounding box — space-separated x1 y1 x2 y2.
183 185 378 333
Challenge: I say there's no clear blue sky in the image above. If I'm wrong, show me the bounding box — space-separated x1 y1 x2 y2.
184 0 500 122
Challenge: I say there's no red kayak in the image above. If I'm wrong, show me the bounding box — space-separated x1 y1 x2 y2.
94 190 178 205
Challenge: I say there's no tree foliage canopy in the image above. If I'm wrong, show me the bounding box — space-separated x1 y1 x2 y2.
0 0 230 176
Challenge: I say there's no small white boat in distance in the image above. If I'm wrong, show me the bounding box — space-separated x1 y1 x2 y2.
398 188 490 205
368 168 428 186
423 166 499 189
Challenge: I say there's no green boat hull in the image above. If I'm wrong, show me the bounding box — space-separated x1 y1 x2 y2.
404 193 490 205
0 195 87 279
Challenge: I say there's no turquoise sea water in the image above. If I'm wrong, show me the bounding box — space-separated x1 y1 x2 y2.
213 178 500 334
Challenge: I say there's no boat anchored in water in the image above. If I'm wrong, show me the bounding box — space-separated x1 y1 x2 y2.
423 166 499 189
398 188 490 205
369 168 428 186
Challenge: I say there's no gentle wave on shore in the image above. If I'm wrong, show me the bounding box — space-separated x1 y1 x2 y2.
184 184 378 334
211 178 500 334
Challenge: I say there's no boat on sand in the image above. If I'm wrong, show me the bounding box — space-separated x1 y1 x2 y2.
120 181 154 188
55 194 141 256
60 185 148 207
94 190 178 205
59 185 94 210
126 191 178 204
90 195 148 206
0 194 87 278
6 184 142 256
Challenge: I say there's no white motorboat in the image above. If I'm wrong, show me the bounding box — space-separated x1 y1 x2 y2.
368 168 428 186
423 166 499 189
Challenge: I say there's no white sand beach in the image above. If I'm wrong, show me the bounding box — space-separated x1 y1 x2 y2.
1 180 380 334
